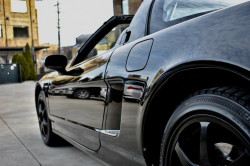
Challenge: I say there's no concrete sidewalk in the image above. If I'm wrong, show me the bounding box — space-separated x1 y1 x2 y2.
0 81 104 166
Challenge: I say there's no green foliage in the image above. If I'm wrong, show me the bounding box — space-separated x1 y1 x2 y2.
12 53 30 81
12 53 18 63
12 43 37 81
23 43 37 81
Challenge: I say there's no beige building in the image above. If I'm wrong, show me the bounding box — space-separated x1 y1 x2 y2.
113 0 143 15
36 44 58 74
0 0 46 64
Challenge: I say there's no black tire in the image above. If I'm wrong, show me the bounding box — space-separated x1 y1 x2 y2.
73 89 91 99
160 86 250 166
37 91 57 146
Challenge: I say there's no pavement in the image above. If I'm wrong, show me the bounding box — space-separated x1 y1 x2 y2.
0 81 104 166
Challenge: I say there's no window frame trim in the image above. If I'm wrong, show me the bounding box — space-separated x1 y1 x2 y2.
145 0 155 36
67 15 133 69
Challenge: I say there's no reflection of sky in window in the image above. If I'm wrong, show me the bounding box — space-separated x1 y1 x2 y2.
163 0 248 22
122 0 129 14
11 0 27 13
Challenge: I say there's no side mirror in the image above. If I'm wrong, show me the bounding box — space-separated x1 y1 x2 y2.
45 55 67 73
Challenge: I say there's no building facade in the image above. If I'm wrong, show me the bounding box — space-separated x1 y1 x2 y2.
0 0 43 64
113 0 143 15
36 44 58 74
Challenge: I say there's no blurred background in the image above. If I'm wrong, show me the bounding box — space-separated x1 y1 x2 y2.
0 0 143 83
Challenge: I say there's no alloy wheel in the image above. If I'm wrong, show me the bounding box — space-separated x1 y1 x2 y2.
166 115 250 166
38 98 48 139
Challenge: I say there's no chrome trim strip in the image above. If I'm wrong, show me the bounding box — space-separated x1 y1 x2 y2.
51 115 120 137
97 130 120 137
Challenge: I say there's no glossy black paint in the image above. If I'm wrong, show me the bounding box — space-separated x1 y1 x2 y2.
126 39 153 71
35 0 250 165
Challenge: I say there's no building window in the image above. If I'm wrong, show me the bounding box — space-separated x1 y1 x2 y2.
122 0 129 14
0 25 2 38
11 0 27 13
13 26 29 38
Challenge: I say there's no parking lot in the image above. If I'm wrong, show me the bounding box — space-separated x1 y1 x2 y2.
0 81 104 166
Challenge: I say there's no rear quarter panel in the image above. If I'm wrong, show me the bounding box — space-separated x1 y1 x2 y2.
103 0 250 162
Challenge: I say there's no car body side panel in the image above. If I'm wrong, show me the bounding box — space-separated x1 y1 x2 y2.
49 51 111 129
102 40 152 158
47 50 113 151
145 1 250 87
35 1 250 165
102 0 250 163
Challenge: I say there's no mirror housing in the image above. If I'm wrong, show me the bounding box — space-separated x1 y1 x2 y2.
45 54 67 73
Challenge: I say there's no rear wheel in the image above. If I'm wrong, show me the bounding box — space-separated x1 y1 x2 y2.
160 87 250 166
37 91 57 146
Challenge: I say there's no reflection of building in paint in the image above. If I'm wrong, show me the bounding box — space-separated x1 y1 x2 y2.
152 69 164 83
148 69 164 90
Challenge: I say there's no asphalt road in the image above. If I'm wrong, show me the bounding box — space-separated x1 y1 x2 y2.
0 81 105 166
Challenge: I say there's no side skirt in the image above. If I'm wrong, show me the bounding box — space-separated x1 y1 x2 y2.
52 129 95 152
52 129 146 166
52 129 108 166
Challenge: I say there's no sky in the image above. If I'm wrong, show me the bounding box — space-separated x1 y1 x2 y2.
35 0 114 47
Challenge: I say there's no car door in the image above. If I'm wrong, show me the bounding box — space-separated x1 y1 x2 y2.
48 15 132 151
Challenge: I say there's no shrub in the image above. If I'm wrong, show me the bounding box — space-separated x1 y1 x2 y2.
23 43 37 81
12 53 30 81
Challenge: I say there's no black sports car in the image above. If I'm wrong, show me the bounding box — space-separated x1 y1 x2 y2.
35 0 250 165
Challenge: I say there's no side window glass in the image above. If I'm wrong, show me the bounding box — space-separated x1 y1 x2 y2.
84 24 129 61
150 0 247 34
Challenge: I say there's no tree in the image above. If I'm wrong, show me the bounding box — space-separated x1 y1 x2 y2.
12 53 30 81
23 43 37 81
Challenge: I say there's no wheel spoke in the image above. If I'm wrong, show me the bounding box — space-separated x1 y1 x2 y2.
43 119 47 126
175 142 199 166
42 108 45 118
38 104 42 115
40 122 44 132
42 125 46 135
229 150 250 166
200 122 211 166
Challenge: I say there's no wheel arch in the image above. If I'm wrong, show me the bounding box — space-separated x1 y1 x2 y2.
142 60 250 165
